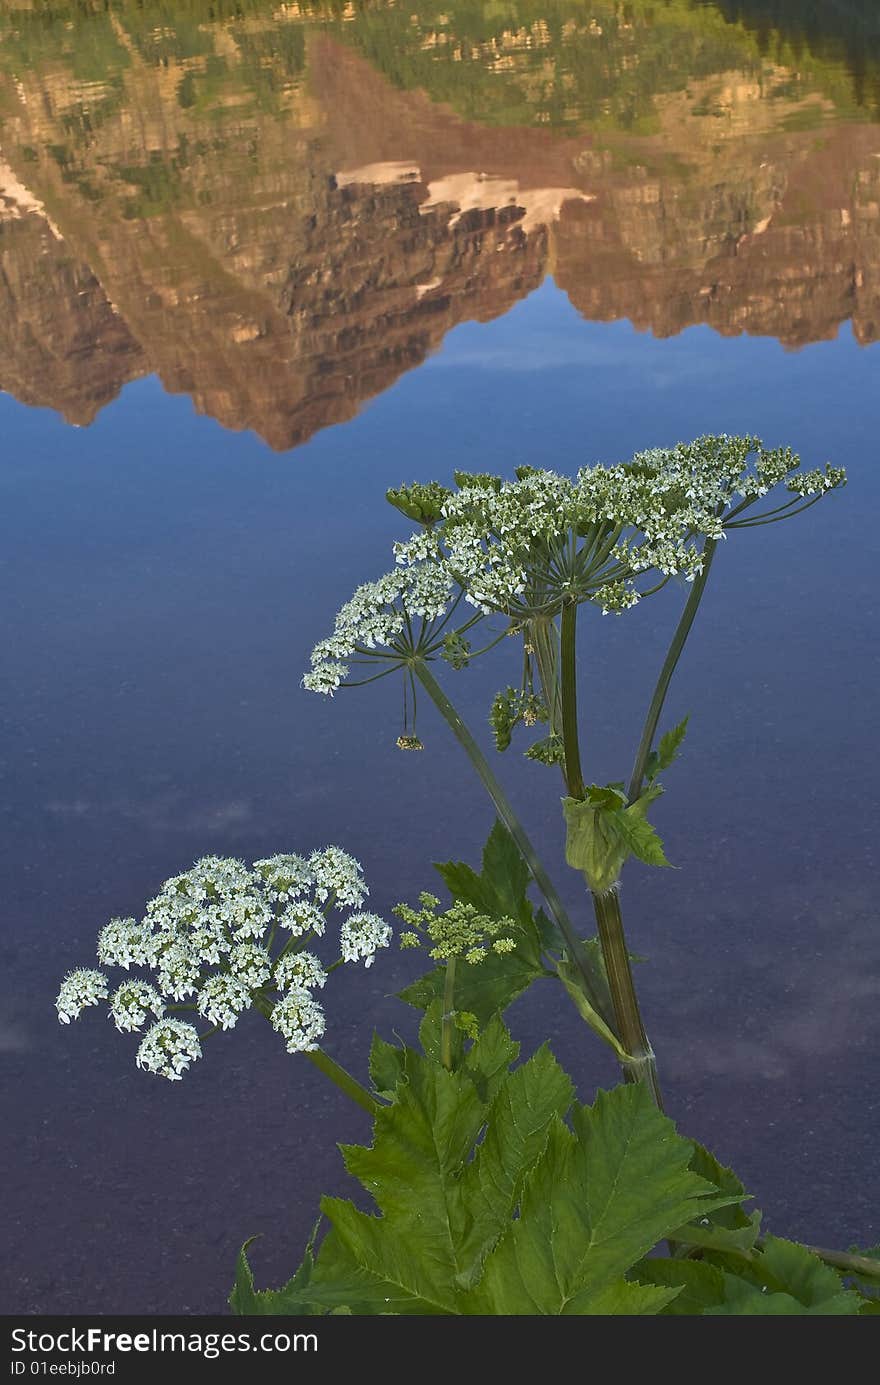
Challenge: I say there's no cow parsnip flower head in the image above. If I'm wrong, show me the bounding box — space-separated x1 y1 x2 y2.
396 893 517 965
303 438 845 702
56 849 391 1079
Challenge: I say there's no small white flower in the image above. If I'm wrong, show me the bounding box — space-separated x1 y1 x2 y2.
340 912 392 968
56 968 109 1024
228 942 272 989
277 900 326 937
155 942 202 1001
310 846 368 908
188 922 230 966
302 663 347 695
274 951 327 992
109 981 165 1033
136 1019 202 1080
252 853 315 902
217 892 273 941
97 917 154 969
271 986 326 1053
196 974 251 1030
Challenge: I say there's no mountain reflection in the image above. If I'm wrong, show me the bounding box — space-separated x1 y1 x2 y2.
1 0 879 450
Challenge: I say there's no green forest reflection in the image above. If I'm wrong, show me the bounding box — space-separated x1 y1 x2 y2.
1 0 879 447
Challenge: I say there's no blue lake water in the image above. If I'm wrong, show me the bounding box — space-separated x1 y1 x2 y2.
2 0 880 1313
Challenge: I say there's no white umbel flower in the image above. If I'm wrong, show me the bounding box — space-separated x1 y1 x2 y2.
228 942 272 989
155 942 202 1001
56 968 109 1024
109 981 165 1033
278 900 326 937
271 987 326 1053
97 918 155 969
340 912 392 968
136 1019 202 1080
196 974 251 1030
274 951 327 992
252 854 315 903
310 846 368 908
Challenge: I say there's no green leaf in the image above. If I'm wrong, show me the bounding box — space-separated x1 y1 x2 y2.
234 1037 763 1317
368 1033 406 1101
670 1142 761 1253
633 1257 727 1315
646 717 689 784
462 1013 519 1103
400 946 545 1026
229 1230 321 1316
401 822 549 1023
456 1045 574 1287
470 1084 738 1314
563 785 669 892
706 1237 861 1316
556 957 634 1063
579 1280 681 1315
613 810 670 870
480 819 530 918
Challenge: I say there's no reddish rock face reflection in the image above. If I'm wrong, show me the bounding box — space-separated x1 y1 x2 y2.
1 21 879 451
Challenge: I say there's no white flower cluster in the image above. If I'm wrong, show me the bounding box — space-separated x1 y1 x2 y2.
56 969 109 1024
56 848 391 1078
302 565 454 695
135 1019 202 1081
303 438 845 694
340 912 393 967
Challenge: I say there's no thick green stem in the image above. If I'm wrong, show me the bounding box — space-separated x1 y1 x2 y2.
305 1048 380 1116
440 958 457 1072
414 661 613 1030
560 600 586 800
627 538 718 804
592 887 664 1109
528 617 562 740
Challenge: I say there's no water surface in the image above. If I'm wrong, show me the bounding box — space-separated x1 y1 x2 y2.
1 0 878 1313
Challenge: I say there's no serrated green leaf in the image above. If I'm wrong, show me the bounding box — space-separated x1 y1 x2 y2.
462 1013 519 1103
418 998 452 1067
313 1202 457 1314
563 787 669 891
433 859 489 912
470 1085 738 1314
480 819 530 917
646 717 689 784
579 1280 682 1315
671 1145 760 1253
705 1237 861 1316
709 1276 858 1315
456 1045 574 1287
400 946 546 1025
633 1257 727 1315
229 1231 321 1316
760 1236 861 1311
614 810 670 869
368 1033 406 1101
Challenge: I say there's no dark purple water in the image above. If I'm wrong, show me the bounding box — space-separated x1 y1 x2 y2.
2 288 878 1313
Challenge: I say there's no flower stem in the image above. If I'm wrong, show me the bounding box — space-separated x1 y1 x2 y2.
440 958 457 1072
252 994 379 1115
414 661 613 1030
592 888 664 1109
305 1048 380 1116
627 538 718 804
560 599 585 800
528 616 562 741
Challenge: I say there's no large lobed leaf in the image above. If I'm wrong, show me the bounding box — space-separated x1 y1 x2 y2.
470 1084 735 1314
232 1039 746 1316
